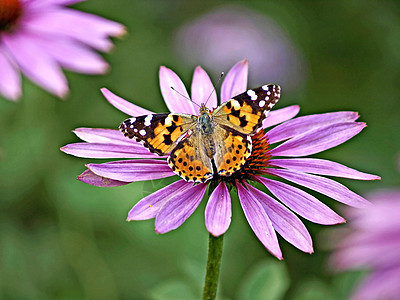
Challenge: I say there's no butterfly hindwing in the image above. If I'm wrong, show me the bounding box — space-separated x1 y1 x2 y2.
167 131 213 183
213 84 281 135
212 125 252 177
120 113 196 155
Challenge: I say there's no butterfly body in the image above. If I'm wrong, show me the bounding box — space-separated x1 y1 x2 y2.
197 104 215 136
120 84 281 183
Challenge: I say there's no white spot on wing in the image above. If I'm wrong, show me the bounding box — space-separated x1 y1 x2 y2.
259 100 266 107
129 117 136 123
134 128 138 133
165 115 173 126
247 89 257 100
262 85 269 91
139 129 146 136
144 114 153 126
231 100 240 110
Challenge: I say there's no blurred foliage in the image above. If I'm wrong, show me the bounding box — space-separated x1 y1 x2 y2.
238 260 289 300
1 0 400 299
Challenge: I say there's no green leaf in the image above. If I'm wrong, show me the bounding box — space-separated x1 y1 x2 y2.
149 279 196 300
332 271 366 300
239 260 289 300
292 279 335 300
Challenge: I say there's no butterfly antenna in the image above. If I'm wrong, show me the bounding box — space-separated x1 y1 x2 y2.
204 72 224 107
170 86 201 108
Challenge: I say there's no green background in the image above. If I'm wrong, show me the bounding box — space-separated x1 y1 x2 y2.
1 1 399 299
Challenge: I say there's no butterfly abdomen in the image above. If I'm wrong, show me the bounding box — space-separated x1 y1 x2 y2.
203 136 216 158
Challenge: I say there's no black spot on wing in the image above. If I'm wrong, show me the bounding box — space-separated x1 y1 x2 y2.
239 116 248 127
163 134 173 145
166 124 177 133
230 108 240 117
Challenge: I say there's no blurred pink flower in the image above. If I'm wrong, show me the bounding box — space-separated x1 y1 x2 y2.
62 60 379 259
332 189 400 300
0 0 125 101
173 5 306 92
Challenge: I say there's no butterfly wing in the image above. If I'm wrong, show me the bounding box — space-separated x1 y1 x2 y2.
120 113 196 155
212 84 281 135
167 130 213 183
212 124 252 177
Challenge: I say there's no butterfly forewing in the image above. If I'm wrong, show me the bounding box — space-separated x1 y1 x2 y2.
212 84 281 135
120 113 196 155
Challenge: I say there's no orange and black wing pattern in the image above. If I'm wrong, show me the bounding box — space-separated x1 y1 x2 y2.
120 113 196 155
213 84 281 135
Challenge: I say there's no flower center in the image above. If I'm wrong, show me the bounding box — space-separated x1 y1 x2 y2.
0 0 22 32
213 129 271 186
240 130 271 176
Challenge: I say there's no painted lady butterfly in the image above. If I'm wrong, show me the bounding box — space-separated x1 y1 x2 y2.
120 84 281 183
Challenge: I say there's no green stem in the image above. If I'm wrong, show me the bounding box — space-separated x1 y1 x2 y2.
202 233 224 300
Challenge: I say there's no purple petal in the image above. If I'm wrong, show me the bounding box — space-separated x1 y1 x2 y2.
270 122 366 157
0 47 21 100
86 159 175 182
23 8 125 52
263 105 300 128
77 169 130 187
191 66 217 113
335 235 400 270
128 180 193 221
220 59 248 103
205 181 231 237
351 267 400 300
269 158 380 180
101 88 153 116
155 183 207 233
26 0 86 9
267 169 370 208
159 66 196 114
237 184 282 259
73 128 139 145
61 142 159 159
267 111 360 144
258 177 345 225
55 0 86 4
59 9 125 37
2 32 68 98
37 36 108 74
245 183 313 253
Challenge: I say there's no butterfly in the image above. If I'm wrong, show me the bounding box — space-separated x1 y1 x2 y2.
120 84 281 183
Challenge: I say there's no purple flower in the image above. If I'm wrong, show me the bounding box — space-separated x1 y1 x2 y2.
0 0 125 101
173 5 306 92
61 59 380 259
331 189 400 300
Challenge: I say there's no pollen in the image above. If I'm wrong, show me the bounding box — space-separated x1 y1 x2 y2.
241 129 271 175
0 0 23 32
